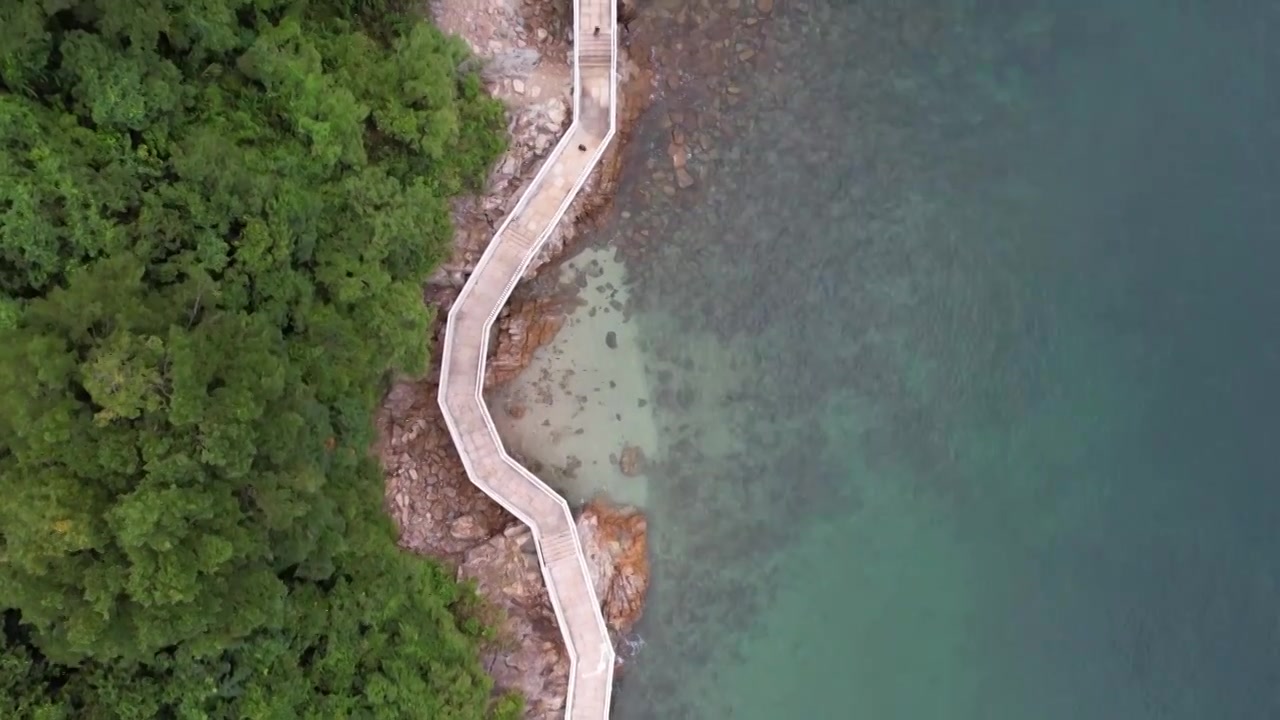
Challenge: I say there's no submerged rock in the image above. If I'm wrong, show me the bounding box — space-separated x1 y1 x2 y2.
618 444 646 476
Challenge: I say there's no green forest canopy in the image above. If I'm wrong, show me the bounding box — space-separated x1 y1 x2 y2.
0 0 514 717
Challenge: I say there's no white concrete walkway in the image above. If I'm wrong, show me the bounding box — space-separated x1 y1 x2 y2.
436 0 619 717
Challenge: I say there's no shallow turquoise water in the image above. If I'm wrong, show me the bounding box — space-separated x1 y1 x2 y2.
595 1 1280 717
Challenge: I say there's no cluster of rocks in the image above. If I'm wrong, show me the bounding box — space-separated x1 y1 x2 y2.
378 377 511 560
556 3 1070 715
427 0 652 295
486 294 569 387
594 0 793 289
379 370 650 717
576 500 649 635
457 502 649 717
419 0 655 381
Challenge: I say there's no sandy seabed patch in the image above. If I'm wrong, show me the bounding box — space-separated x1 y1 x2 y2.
488 246 657 507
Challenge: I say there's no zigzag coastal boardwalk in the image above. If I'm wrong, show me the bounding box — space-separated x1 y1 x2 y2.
436 0 619 718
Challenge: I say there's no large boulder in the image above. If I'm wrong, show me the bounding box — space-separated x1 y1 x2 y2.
576 501 650 638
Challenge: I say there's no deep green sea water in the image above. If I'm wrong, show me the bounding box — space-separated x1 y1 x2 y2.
595 1 1280 717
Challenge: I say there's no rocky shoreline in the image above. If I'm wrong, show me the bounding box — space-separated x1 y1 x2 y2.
376 1 653 716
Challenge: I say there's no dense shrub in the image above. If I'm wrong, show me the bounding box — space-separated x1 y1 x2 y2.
0 0 510 716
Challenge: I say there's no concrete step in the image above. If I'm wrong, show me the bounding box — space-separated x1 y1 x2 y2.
576 36 612 60
540 531 582 564
502 225 539 251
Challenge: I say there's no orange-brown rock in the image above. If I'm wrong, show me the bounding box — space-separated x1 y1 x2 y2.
486 296 566 387
576 501 650 637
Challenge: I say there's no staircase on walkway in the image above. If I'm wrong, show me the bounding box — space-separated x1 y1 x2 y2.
435 0 619 718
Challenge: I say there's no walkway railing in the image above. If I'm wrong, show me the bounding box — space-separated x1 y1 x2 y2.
436 0 618 717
